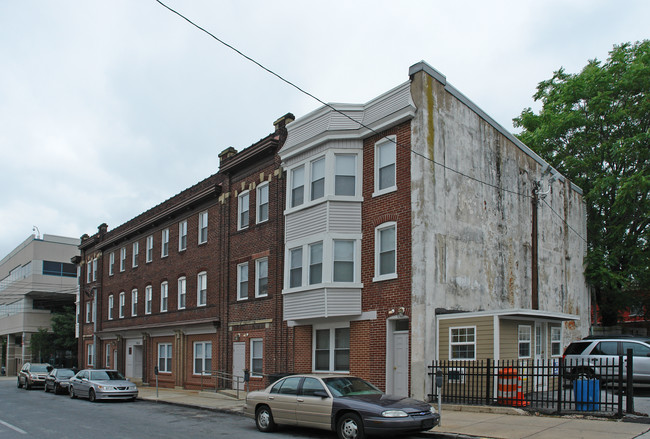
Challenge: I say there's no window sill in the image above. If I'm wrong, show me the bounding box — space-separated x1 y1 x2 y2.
372 186 397 198
373 273 398 283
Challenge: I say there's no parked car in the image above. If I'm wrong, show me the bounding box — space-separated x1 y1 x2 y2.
244 374 439 439
44 368 76 394
563 336 650 383
17 363 52 390
68 369 138 402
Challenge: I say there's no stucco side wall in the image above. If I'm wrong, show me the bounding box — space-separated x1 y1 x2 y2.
409 70 589 400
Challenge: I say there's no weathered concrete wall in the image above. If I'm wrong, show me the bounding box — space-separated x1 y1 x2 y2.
409 68 589 399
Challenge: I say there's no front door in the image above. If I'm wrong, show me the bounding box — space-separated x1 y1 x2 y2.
392 331 409 396
232 342 245 390
534 323 547 390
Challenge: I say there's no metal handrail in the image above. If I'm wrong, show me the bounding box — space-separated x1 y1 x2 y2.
199 369 247 399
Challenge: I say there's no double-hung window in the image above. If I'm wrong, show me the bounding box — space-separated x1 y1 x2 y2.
146 235 153 262
119 292 125 318
334 154 356 196
237 263 248 300
177 277 186 310
290 166 305 208
158 343 172 373
551 327 562 356
132 242 139 268
87 344 94 367
310 158 325 201
309 242 323 285
375 136 396 194
160 281 168 312
518 325 532 358
375 223 397 280
238 192 249 230
105 344 111 368
257 183 269 223
161 228 169 257
193 341 212 375
85 301 92 323
450 327 476 360
145 285 152 314
86 262 91 283
251 339 263 377
314 327 350 372
289 247 303 288
198 211 208 244
333 240 354 282
109 252 114 276
197 271 207 306
92 258 97 282
131 289 138 316
120 247 126 272
255 258 268 297
108 295 114 320
179 220 187 251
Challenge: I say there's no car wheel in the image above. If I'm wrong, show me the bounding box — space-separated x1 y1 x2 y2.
44 383 49 393
89 389 96 403
25 380 32 390
17 378 22 389
337 413 365 439
69 386 77 399
54 384 60 394
255 405 276 432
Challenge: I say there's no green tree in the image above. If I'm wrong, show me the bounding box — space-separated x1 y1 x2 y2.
30 328 53 363
514 41 650 326
50 306 76 352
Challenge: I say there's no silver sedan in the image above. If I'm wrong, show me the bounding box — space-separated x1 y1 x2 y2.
69 369 138 402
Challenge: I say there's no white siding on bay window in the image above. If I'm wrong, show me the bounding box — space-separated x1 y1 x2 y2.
283 287 361 321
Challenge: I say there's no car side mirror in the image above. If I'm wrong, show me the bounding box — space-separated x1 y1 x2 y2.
47 366 53 372
313 390 329 398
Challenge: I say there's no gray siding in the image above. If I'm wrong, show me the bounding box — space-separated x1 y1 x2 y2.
284 288 362 321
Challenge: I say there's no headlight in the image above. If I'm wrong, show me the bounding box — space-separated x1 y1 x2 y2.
381 410 408 418
97 385 114 390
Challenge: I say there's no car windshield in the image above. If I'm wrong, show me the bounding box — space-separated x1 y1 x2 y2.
323 377 383 397
90 370 126 381
30 365 50 373
58 370 75 378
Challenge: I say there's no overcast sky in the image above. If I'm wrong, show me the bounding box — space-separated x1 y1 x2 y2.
0 0 648 259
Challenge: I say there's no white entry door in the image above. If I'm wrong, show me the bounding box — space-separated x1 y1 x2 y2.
392 332 409 397
232 342 246 390
125 339 143 379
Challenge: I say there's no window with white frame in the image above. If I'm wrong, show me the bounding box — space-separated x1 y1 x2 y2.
255 258 268 297
250 338 263 376
238 191 249 230
145 285 152 314
197 271 207 306
92 258 97 281
333 240 354 282
161 228 169 257
309 242 323 285
86 262 91 283
179 220 187 251
92 299 96 323
119 292 125 318
105 344 111 368
177 277 186 309
198 211 208 244
289 247 303 288
310 158 325 201
108 295 114 320
334 154 356 196
518 325 532 358
193 341 212 375
131 289 138 316
146 235 153 262
237 263 248 300
132 242 139 268
257 183 269 223
450 327 476 360
375 136 396 194
535 325 542 356
314 326 350 372
120 247 126 272
290 165 305 207
85 301 92 323
375 223 397 280
158 343 172 373
551 326 562 356
87 344 94 367
109 252 114 276
160 281 168 312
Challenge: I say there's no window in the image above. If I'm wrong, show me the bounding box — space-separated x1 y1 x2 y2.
334 154 356 196
518 325 532 358
119 292 125 318
255 258 268 297
257 183 269 223
314 327 350 372
160 281 168 312
251 339 263 377
85 301 92 323
92 258 97 281
105 344 111 368
177 277 186 310
158 343 172 373
108 295 114 320
238 191 249 230
131 289 138 316
86 262 91 283
120 247 126 272
237 263 248 300
132 242 139 268
309 242 323 285
161 228 169 257
109 252 114 276
310 158 325 201
42 261 76 277
197 271 207 306
87 344 94 367
145 285 153 314
551 327 561 356
179 220 187 251
289 247 303 288
301 377 327 396
290 166 305 207
193 341 212 375
450 327 476 360
198 211 208 244
375 136 396 193
375 223 396 279
146 235 154 262
333 240 354 282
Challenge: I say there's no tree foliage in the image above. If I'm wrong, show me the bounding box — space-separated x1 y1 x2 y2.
514 41 650 326
30 328 53 363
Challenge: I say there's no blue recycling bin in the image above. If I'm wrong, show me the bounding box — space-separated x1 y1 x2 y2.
574 378 600 411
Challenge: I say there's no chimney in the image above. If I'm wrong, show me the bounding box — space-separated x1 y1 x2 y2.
98 223 108 236
219 147 237 167
273 113 295 146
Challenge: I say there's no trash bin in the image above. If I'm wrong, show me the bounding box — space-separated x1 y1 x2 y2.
574 378 600 411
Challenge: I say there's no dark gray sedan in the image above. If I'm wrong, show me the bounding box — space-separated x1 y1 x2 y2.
44 368 75 394
69 369 138 402
244 375 439 439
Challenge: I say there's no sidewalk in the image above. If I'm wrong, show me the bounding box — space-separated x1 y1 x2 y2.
137 384 650 439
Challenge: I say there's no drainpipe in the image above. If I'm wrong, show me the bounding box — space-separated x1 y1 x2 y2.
532 182 540 310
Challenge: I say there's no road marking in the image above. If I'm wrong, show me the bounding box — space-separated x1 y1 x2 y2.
0 419 27 434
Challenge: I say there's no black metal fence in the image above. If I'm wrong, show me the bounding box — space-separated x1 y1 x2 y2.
428 353 636 416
